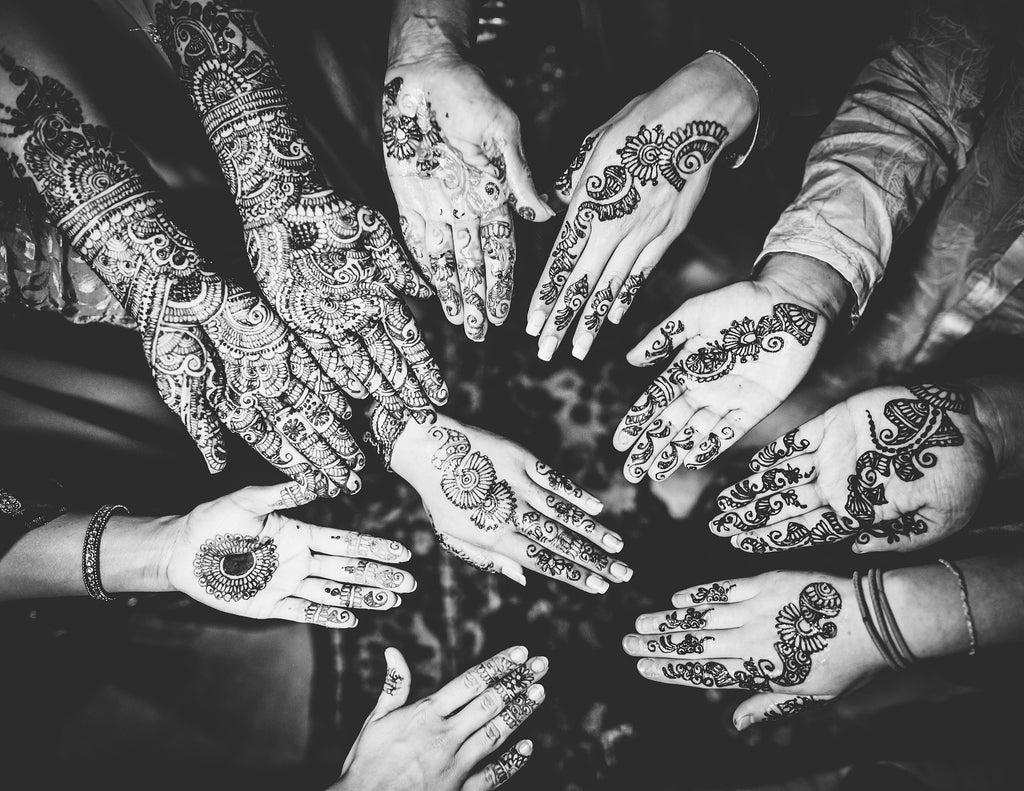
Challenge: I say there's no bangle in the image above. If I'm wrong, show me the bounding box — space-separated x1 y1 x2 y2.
938 559 978 656
853 570 899 670
82 504 128 602
869 568 916 669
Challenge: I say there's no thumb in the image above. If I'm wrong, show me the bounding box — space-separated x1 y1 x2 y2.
372 646 412 718
223 482 317 516
732 693 831 731
500 135 555 222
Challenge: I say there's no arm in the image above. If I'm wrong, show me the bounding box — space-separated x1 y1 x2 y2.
755 8 992 323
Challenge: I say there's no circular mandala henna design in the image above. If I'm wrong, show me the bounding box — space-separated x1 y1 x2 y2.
193 533 279 601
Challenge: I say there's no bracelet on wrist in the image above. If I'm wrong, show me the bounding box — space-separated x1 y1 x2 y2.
83 504 129 603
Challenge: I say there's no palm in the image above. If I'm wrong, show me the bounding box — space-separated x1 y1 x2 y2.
246 195 446 417
614 280 825 482
713 385 993 553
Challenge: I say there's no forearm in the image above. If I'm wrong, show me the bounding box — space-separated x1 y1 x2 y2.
0 512 177 600
969 375 1024 480
388 0 473 65
756 10 990 322
886 553 1024 659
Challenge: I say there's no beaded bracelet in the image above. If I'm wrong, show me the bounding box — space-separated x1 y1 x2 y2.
938 559 978 656
82 504 128 602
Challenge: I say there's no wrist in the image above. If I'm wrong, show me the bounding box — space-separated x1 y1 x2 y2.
757 253 850 324
689 52 758 140
389 414 439 478
967 376 1024 477
883 565 971 659
101 514 181 594
388 13 469 68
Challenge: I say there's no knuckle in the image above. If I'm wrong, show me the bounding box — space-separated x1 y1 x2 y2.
480 690 502 712
483 721 504 745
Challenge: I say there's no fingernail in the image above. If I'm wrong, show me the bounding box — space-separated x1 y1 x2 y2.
586 574 609 593
538 336 557 361
602 533 624 552
509 646 528 663
526 683 546 702
392 594 403 608
529 656 547 673
502 567 527 586
517 740 533 756
571 333 593 360
526 310 546 336
345 476 362 494
735 715 753 732
634 617 648 632
608 305 625 324
637 658 655 676
622 635 642 653
585 496 603 513
610 561 633 582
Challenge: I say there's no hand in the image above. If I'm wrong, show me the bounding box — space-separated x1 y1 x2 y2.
525 53 757 361
166 483 414 627
154 0 448 418
383 53 554 341
712 384 994 554
623 571 885 730
331 645 546 791
612 278 827 483
390 415 632 593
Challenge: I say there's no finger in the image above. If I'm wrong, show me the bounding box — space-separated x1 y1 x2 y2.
366 207 433 299
525 201 594 337
716 456 818 511
623 415 674 483
732 693 831 730
463 740 533 791
682 413 751 470
710 484 820 535
636 657 772 690
608 235 673 326
301 579 402 610
748 425 823 473
527 461 603 514
275 597 357 629
152 360 228 473
327 329 408 419
730 509 857 554
379 299 450 407
311 556 417 593
633 604 741 634
622 630 731 659
551 131 601 204
431 645 529 715
458 685 544 767
500 135 555 221
536 267 595 361
515 510 628 582
223 482 317 515
570 231 646 358
296 334 369 401
523 486 624 552
451 656 548 738
358 321 434 416
303 525 411 562
481 208 516 325
372 646 412 718
613 368 687 452
853 513 933 554
671 578 758 606
453 223 488 341
506 534 611 594
435 531 528 586
426 222 464 323
622 394 702 482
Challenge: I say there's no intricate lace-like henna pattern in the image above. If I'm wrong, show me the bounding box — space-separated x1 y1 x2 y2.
324 584 392 609
553 273 589 331
343 560 407 590
718 465 813 510
304 602 355 627
494 663 536 702
500 693 539 728
155 3 445 420
582 279 616 332
763 694 825 721
429 426 516 531
517 511 609 570
476 655 517 686
193 534 279 601
553 133 599 195
647 634 713 655
382 668 404 696
625 417 671 480
712 488 806 533
488 746 529 785
691 582 735 603
482 219 515 320
0 51 362 496
750 430 811 472
543 495 597 533
845 384 970 544
365 402 415 472
534 461 585 500
659 607 711 632
525 543 583 581
540 122 727 308
650 430 696 481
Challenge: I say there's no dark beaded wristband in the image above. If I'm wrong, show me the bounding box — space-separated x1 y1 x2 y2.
83 504 128 603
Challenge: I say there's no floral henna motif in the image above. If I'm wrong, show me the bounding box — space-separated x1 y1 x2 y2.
517 511 608 570
429 426 516 531
193 534 279 601
750 430 811 472
739 511 859 553
156 3 445 418
544 495 597 533
659 607 711 632
691 582 735 603
540 122 727 307
647 634 713 655
0 51 362 495
488 745 529 784
712 489 806 533
500 693 539 728
845 384 970 544
525 543 583 581
718 465 814 509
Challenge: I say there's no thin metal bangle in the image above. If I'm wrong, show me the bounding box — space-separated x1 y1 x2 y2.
853 570 899 670
82 504 128 603
938 559 978 656
870 568 915 668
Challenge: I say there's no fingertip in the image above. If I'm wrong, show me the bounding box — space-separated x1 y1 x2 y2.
516 739 534 756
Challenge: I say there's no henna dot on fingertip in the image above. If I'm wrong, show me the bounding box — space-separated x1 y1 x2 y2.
585 574 610 593
509 646 529 663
